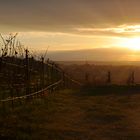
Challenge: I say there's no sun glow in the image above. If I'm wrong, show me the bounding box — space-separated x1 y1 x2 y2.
122 37 140 50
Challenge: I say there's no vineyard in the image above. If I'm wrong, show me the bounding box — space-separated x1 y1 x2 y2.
0 33 82 111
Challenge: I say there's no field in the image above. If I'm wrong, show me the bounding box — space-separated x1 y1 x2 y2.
1 87 140 140
61 63 140 85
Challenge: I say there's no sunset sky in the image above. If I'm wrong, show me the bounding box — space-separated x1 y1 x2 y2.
1 0 140 61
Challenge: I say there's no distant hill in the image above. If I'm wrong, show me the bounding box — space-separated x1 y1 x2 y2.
57 61 140 66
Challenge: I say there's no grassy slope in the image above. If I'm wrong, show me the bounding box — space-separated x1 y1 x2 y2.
0 88 140 140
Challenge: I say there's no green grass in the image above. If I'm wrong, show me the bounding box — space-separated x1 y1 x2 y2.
1 88 140 139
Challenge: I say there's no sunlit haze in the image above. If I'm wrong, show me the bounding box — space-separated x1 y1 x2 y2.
1 0 140 61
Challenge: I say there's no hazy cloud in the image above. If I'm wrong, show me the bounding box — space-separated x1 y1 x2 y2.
76 25 140 37
1 0 140 61
48 47 140 61
1 0 140 33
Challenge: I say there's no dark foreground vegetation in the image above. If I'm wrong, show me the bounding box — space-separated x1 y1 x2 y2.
1 88 140 140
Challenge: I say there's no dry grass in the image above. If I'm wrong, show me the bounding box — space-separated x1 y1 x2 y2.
1 88 140 140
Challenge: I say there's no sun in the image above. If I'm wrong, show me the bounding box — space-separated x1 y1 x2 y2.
123 37 140 50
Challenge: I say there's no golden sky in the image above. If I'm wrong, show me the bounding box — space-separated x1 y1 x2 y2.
1 0 140 61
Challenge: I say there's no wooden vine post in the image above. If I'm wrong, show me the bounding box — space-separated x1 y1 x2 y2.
25 49 30 95
41 57 45 95
107 71 111 84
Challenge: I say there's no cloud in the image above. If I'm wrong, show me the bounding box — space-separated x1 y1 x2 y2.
48 47 140 61
1 0 140 59
75 25 140 37
1 0 140 33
